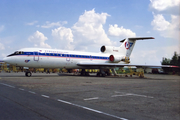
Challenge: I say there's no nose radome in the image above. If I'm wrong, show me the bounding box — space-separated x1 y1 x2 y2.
3 57 10 63
3 56 17 65
3 57 7 62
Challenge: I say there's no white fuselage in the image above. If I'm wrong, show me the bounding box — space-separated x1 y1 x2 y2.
3 48 123 69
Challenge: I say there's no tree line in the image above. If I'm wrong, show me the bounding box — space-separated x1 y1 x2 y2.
161 52 180 74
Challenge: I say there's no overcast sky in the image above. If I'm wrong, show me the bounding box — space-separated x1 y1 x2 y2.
0 0 179 65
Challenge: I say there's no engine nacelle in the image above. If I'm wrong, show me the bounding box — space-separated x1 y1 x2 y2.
109 55 130 63
100 46 119 53
109 55 124 63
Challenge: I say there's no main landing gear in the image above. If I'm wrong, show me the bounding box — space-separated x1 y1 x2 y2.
96 72 106 77
80 69 111 77
80 69 90 76
96 69 112 77
25 71 32 77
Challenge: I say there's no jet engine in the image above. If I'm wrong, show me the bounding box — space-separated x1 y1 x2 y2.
100 46 119 53
109 55 130 63
109 55 123 63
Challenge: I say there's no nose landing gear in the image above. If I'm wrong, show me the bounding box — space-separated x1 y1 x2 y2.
25 71 32 77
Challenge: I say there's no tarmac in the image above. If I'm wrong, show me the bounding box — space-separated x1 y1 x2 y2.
0 72 179 120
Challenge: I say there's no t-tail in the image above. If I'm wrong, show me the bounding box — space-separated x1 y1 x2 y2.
119 37 155 58
100 37 154 63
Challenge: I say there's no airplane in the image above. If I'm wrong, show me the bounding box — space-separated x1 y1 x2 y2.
2 37 177 77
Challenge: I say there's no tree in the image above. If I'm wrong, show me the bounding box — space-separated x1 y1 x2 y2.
161 52 180 73
161 57 171 73
170 52 178 65
161 57 171 65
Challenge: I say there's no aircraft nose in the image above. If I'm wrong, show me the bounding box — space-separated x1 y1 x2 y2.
3 57 11 64
3 57 7 62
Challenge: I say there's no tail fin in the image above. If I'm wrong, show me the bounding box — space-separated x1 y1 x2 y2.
119 37 154 58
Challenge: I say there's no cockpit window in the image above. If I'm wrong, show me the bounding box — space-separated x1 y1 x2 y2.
7 51 24 57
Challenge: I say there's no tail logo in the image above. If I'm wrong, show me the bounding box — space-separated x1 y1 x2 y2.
125 42 130 49
125 42 133 49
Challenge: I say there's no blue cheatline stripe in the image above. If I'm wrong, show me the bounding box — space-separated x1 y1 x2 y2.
16 52 109 60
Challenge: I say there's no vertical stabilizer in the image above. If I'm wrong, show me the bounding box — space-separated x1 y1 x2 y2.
119 37 154 58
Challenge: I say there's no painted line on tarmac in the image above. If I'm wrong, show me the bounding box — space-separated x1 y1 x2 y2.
41 95 50 98
0 82 128 120
112 94 132 97
0 83 15 88
114 91 154 98
84 97 99 101
19 88 25 91
28 91 36 94
128 93 154 98
57 99 128 120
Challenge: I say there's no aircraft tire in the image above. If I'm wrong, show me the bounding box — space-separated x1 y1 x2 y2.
97 72 106 77
85 72 89 76
80 72 85 76
25 72 32 77
101 73 106 77
97 72 100 77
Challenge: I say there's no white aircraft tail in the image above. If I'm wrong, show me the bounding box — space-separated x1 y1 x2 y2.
119 37 154 58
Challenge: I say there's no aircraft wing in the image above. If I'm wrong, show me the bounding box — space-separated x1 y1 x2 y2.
77 61 178 68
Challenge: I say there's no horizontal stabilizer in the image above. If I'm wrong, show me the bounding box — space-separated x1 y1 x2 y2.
120 37 154 42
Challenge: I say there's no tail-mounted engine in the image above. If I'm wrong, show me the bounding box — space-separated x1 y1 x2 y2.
100 46 119 53
109 55 130 63
100 45 130 63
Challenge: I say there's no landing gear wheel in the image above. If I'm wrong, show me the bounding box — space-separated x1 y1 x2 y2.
85 72 90 76
102 73 106 77
81 72 85 76
97 72 101 77
106 71 111 76
25 72 32 77
81 72 89 76
97 72 106 77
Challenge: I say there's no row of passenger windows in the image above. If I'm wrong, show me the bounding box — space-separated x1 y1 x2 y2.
42 53 108 59
9 51 108 59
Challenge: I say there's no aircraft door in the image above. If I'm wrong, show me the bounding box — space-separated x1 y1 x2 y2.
34 51 39 61
66 54 70 62
90 55 93 61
